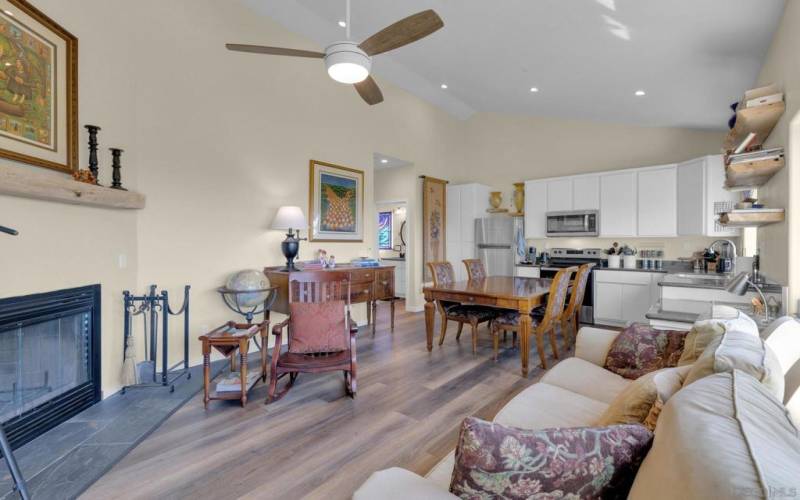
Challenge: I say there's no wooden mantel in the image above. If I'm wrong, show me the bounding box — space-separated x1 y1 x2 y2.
0 163 145 209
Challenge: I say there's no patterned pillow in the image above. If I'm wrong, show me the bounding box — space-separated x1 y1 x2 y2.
288 300 347 353
604 323 688 379
450 417 653 500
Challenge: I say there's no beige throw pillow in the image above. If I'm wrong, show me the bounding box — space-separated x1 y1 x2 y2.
677 321 725 366
684 329 785 400
595 365 691 427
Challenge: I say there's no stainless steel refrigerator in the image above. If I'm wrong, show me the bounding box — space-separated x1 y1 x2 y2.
475 216 516 277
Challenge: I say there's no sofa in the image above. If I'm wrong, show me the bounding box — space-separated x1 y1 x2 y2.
354 310 800 499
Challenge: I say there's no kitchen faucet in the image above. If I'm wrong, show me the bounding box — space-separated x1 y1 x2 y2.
710 239 737 273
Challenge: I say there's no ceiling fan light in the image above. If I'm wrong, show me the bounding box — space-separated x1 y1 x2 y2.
325 42 371 84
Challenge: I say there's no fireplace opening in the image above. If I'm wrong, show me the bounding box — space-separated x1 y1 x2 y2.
0 285 101 449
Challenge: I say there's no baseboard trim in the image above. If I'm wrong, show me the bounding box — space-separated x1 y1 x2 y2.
405 304 424 313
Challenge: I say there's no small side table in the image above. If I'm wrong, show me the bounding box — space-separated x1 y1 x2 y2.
200 321 268 408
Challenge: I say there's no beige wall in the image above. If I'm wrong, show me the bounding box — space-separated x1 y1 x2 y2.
755 0 800 310
0 0 744 395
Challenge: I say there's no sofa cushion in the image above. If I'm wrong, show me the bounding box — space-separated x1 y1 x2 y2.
541 357 631 404
574 326 620 366
629 371 800 500
677 320 726 366
354 467 458 499
595 365 691 427
450 417 653 500
493 382 609 430
604 323 687 379
684 329 784 401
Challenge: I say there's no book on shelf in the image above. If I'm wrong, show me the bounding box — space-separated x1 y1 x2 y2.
741 83 783 109
727 147 784 165
216 371 260 392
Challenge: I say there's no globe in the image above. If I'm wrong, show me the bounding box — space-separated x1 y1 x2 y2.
225 270 270 308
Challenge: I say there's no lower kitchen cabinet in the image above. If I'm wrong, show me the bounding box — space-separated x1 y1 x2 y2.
593 270 663 326
514 266 541 278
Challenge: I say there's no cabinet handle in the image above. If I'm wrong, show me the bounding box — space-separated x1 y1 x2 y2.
381 280 388 285
364 274 371 278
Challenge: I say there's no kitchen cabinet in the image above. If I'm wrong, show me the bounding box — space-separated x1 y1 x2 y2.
572 176 600 210
547 179 573 212
677 155 739 237
514 266 541 278
600 171 638 237
593 270 663 326
446 183 490 282
637 165 677 237
524 180 548 239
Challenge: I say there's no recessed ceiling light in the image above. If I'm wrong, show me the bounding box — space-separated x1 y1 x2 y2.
3 10 13 16
635 90 646 96
440 84 448 89
380 158 388 164
338 20 346 28
530 87 539 93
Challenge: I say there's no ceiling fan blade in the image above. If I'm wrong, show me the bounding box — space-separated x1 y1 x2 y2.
354 76 384 105
358 10 443 56
225 44 325 58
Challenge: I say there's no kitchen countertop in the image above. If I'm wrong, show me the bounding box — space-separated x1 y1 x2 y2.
658 272 783 294
646 299 772 328
380 257 406 262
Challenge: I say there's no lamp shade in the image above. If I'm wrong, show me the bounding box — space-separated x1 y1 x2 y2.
271 206 307 231
725 271 750 296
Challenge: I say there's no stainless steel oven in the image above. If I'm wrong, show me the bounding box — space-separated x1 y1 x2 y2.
546 210 599 237
538 248 602 324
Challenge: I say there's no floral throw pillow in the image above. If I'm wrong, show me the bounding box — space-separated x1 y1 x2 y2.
604 323 688 379
449 417 654 500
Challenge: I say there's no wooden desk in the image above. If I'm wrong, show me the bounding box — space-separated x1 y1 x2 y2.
265 265 396 334
423 276 553 377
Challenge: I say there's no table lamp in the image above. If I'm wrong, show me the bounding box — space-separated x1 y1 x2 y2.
726 271 770 322
272 206 307 271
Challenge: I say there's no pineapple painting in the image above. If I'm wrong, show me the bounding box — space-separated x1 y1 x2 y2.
320 173 357 233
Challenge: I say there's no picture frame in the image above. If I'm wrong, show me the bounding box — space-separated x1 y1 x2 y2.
0 0 78 173
422 176 447 281
309 159 364 242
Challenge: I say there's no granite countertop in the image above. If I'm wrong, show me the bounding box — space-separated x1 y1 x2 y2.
658 272 783 294
594 266 668 274
380 257 406 262
646 299 772 328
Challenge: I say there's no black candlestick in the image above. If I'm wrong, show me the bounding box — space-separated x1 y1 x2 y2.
85 125 101 184
109 148 127 190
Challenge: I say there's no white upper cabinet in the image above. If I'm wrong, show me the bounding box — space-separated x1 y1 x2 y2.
524 180 548 239
572 175 600 210
637 165 677 237
600 171 638 237
546 178 573 212
677 155 739 237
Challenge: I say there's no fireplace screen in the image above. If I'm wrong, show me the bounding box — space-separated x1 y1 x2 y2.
0 285 101 448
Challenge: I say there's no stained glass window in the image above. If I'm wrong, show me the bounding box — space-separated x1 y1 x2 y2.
378 211 392 250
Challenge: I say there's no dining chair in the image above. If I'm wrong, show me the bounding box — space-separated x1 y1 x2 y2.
561 263 593 347
462 258 487 280
491 266 576 368
267 271 357 403
428 261 496 354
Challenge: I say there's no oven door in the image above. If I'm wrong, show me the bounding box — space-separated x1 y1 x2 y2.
546 211 599 237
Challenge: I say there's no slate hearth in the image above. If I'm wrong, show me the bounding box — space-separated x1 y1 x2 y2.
0 358 230 499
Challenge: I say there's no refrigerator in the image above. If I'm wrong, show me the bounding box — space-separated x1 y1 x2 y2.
475 216 517 277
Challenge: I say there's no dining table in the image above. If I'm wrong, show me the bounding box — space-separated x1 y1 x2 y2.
423 276 554 377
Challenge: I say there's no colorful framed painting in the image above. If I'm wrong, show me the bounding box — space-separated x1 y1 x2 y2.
422 176 447 281
0 0 77 173
377 211 392 250
309 160 364 242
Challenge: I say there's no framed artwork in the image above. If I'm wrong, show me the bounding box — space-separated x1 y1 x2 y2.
309 159 364 242
422 176 447 281
377 211 392 250
0 0 77 173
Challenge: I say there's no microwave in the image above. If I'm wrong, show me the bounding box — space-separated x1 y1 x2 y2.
546 210 599 237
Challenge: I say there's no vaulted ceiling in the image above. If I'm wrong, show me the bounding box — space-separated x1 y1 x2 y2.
242 0 785 129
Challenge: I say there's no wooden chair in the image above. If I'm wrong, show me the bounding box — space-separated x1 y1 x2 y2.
267 271 357 403
491 266 576 368
428 261 496 354
561 264 593 347
462 258 487 280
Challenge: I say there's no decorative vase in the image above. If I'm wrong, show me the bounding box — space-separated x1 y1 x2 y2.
512 183 524 213
489 191 503 209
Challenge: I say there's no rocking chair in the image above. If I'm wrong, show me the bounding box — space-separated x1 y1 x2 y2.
267 271 358 402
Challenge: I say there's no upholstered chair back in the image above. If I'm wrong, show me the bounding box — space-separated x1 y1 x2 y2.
462 259 487 280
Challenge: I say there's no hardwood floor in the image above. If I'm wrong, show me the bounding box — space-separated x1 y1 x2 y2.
82 301 573 500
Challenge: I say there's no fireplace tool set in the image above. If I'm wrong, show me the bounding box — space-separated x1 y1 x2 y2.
122 285 191 393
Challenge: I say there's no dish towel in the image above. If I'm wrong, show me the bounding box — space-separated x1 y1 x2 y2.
516 224 526 259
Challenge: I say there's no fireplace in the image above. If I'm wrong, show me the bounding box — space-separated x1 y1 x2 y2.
0 285 101 449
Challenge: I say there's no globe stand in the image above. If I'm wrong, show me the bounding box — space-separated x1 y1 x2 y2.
217 286 277 325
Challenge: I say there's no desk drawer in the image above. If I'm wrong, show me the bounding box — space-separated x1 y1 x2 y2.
350 269 375 284
350 282 372 303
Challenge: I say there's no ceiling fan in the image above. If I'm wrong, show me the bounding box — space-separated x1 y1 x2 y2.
226 1 443 105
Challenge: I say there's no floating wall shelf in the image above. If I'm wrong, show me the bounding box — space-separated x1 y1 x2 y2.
0 163 145 209
725 155 785 189
719 208 784 228
723 101 785 152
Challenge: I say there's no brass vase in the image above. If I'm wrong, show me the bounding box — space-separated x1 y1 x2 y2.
513 183 524 213
489 191 503 210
